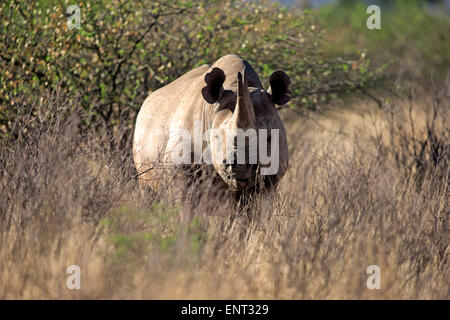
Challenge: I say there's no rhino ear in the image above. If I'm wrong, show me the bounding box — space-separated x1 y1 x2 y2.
268 70 291 105
202 67 226 104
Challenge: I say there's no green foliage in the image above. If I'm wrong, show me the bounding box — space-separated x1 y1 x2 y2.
0 0 382 137
100 203 179 258
318 0 450 81
187 217 208 253
99 202 207 271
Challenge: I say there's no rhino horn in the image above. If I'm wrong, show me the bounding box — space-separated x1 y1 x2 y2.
233 69 256 129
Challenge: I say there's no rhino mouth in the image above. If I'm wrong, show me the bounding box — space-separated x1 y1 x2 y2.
222 163 259 191
225 177 255 191
236 179 251 190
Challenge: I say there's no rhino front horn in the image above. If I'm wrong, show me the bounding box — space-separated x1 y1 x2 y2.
233 69 255 129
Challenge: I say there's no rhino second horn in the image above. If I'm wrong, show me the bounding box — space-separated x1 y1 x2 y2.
233 70 255 130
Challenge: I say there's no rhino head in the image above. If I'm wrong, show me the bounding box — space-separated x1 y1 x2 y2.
201 66 291 192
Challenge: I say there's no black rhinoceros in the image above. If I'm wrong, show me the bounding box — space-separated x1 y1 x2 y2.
133 54 290 196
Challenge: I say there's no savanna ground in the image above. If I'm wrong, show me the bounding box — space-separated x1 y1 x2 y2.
0 0 448 299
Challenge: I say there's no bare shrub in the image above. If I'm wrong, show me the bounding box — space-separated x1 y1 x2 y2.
371 76 449 190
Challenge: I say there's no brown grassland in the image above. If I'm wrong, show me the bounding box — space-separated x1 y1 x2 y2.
0 79 448 299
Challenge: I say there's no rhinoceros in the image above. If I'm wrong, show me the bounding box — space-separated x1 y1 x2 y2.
133 54 290 196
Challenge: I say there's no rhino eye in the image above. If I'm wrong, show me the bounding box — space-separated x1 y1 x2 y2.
215 92 236 113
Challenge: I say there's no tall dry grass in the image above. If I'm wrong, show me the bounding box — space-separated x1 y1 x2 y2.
0 84 448 299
